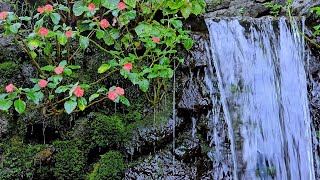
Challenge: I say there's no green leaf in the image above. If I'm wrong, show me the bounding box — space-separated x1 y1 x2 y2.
63 68 72 76
98 64 111 73
10 23 22 33
97 87 107 93
68 65 81 69
55 86 69 93
181 3 192 19
57 33 68 45
96 29 105 39
50 13 61 24
73 1 85 16
139 79 149 92
0 99 12 111
30 51 37 59
183 38 193 50
47 83 56 89
167 0 183 9
19 16 32 21
103 35 114 45
119 96 130 106
110 29 120 39
77 97 87 111
14 99 26 114
191 1 203 15
64 100 77 114
170 20 183 29
147 72 158 79
34 92 44 105
89 94 100 102
79 36 89 49
41 65 55 71
124 0 136 8
59 60 67 67
102 0 120 9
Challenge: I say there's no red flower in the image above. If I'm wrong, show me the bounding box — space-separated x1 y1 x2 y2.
88 3 95 11
65 30 73 38
0 11 8 19
123 63 132 72
38 79 48 88
152 36 160 43
108 90 118 101
38 27 49 36
74 85 84 97
5 84 14 93
44 4 53 11
54 66 64 75
115 87 124 95
100 19 109 28
118 2 126 10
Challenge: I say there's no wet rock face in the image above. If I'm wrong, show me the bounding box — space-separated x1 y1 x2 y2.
0 114 9 137
125 116 186 157
177 33 211 113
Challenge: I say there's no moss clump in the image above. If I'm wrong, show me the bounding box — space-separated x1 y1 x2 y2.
0 136 49 179
91 114 125 148
0 61 19 77
88 151 124 180
53 146 86 180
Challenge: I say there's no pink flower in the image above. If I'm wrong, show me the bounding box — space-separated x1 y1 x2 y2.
54 66 64 75
115 87 124 95
0 11 8 19
88 3 95 11
37 7 45 13
65 30 73 38
123 63 132 72
5 84 14 93
100 19 109 28
118 2 126 10
44 4 53 11
152 37 160 43
38 27 49 36
108 90 118 101
38 79 48 88
74 85 84 97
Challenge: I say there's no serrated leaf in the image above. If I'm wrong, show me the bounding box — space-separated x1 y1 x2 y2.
183 38 193 50
63 68 72 76
64 100 77 114
96 29 105 39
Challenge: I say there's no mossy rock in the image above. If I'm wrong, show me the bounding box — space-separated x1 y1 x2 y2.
0 61 19 77
88 150 124 180
91 114 125 148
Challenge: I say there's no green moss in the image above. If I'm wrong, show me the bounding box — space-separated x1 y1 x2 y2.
91 114 125 148
53 146 86 180
0 136 49 179
88 151 124 180
0 61 19 77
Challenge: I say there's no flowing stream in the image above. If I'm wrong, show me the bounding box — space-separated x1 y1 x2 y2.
205 17 315 179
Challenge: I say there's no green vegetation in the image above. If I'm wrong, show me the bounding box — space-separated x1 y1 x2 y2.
263 2 282 17
88 151 124 180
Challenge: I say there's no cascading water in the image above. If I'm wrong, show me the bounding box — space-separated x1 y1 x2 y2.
205 17 315 179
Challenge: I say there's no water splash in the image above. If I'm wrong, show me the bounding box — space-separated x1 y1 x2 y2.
205 17 315 179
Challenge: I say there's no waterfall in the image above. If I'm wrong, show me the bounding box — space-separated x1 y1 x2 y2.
205 17 315 179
